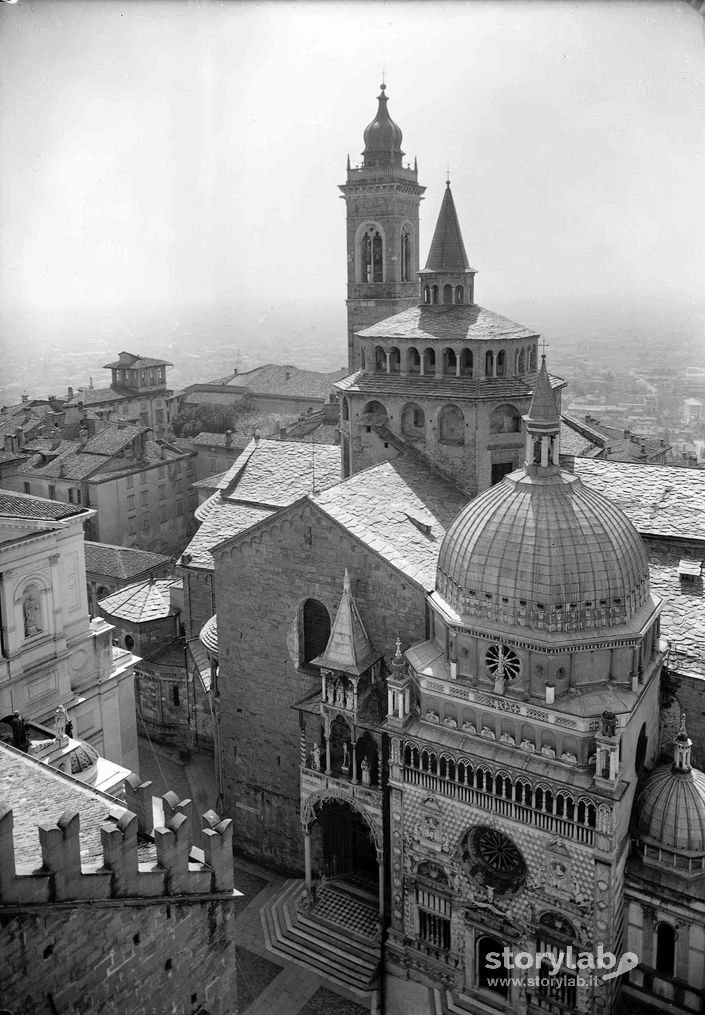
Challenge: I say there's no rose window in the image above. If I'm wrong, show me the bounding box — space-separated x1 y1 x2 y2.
485 643 520 682
461 825 527 893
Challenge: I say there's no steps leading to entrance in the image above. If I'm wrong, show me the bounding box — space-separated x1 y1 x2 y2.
260 878 381 995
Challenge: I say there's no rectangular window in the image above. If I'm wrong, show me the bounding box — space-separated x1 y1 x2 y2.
141 514 149 530
127 474 134 490
176 500 183 516
418 910 451 951
127 495 135 511
159 485 166 500
156 409 164 424
128 518 137 535
172 686 180 707
75 488 81 505
160 506 169 523
48 485 56 500
158 466 165 479
140 490 148 506
209 457 217 472
23 482 30 495
68 488 74 503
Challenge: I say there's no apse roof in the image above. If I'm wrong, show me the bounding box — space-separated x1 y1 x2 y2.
356 304 540 344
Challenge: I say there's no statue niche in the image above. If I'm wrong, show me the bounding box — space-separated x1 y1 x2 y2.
22 586 43 638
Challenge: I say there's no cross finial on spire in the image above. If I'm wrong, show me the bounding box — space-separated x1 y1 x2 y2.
446 164 451 187
540 338 549 360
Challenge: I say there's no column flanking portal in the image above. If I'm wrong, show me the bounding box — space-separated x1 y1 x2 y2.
340 84 425 371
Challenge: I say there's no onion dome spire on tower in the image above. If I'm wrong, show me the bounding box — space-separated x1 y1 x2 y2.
362 83 404 168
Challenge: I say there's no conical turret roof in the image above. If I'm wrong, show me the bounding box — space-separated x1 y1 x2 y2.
423 182 470 273
311 570 380 675
526 355 559 429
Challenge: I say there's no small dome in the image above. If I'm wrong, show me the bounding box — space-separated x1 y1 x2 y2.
362 84 404 168
436 468 650 630
636 765 705 854
70 742 99 775
200 614 218 658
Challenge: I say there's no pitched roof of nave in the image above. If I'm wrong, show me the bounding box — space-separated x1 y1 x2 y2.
355 303 540 344
566 458 705 541
180 438 341 570
422 182 472 274
312 454 468 589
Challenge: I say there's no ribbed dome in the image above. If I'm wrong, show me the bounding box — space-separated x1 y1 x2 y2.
436 469 650 631
636 766 705 854
363 84 404 168
200 614 218 658
69 742 99 774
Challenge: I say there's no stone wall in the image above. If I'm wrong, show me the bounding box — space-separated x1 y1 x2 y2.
0 782 236 1015
214 497 427 872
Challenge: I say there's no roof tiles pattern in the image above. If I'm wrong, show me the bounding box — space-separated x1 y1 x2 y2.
423 184 471 273
222 364 348 399
98 579 181 623
0 489 86 521
569 459 705 540
219 439 340 508
181 502 275 570
84 542 172 580
357 303 540 343
335 370 563 402
312 456 468 590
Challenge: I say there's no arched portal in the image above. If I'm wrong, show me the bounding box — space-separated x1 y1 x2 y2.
315 799 378 881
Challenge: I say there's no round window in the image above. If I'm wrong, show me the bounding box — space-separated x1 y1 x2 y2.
461 825 527 893
485 643 520 682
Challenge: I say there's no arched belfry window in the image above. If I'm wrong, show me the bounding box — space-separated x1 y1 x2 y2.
301 599 331 666
401 226 412 282
455 285 464 304
485 351 494 377
443 284 453 305
360 227 383 283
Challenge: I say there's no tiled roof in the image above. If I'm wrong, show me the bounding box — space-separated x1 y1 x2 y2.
0 489 87 521
103 352 172 370
0 449 26 465
335 370 563 402
180 502 275 570
98 579 181 623
191 413 285 447
648 545 705 679
192 471 230 491
568 459 705 541
223 364 348 400
0 413 45 439
312 455 468 590
65 387 126 408
219 439 340 508
181 390 248 407
81 423 149 456
527 358 559 424
357 304 540 343
16 443 101 480
84 542 172 580
0 742 124 868
560 417 602 456
88 441 192 482
422 183 471 273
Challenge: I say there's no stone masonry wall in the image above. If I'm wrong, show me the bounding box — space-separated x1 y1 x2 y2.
1 897 236 1015
214 498 428 872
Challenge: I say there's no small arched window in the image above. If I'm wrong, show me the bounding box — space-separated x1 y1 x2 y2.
401 226 412 282
530 346 538 371
431 285 439 305
375 346 386 372
460 349 473 377
341 398 350 422
389 347 401 373
443 348 457 376
402 403 425 436
439 405 465 445
485 351 494 377
423 286 431 305
301 599 331 666
518 349 526 374
408 347 421 374
422 348 436 374
490 404 522 434
443 284 453 305
656 922 676 977
496 351 506 377
360 346 367 370
455 286 464 304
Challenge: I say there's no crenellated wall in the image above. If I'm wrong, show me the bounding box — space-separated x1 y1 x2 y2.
0 781 238 1015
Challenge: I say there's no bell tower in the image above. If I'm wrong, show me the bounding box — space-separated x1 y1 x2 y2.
339 84 425 371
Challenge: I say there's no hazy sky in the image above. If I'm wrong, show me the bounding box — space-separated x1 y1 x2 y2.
0 0 704 321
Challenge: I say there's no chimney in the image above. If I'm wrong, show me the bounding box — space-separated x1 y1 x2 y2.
253 428 261 443
89 376 94 390
16 427 25 449
21 394 28 403
225 429 233 447
78 428 88 446
280 426 287 440
67 386 74 400
117 419 126 430
4 435 12 453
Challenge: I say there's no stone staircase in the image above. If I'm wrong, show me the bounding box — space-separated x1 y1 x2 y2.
260 878 381 996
